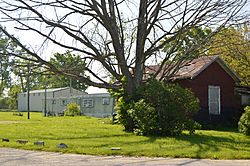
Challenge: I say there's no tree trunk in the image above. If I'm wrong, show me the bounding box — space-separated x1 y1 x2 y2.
125 78 136 97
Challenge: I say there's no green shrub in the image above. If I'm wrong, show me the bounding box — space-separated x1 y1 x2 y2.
115 97 135 132
132 99 159 135
238 106 250 136
134 79 200 136
64 103 81 116
115 79 200 136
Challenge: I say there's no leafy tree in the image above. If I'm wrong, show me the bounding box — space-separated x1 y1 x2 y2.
0 97 8 109
12 52 88 92
0 29 43 95
48 51 88 90
13 58 45 92
7 84 22 109
163 27 212 61
208 27 250 86
0 30 16 96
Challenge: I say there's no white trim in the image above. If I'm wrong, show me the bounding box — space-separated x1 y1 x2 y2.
208 85 221 115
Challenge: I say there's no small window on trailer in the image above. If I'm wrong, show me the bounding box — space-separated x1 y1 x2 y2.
82 99 94 108
62 100 68 106
52 100 56 104
102 98 110 105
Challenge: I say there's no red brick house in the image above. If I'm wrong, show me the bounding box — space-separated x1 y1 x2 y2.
145 56 242 125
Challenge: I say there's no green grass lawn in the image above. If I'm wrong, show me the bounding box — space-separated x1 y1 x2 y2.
0 112 249 159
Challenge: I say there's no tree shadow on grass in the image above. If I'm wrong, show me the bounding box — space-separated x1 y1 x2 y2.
171 133 250 158
34 133 130 141
116 131 250 158
20 125 250 158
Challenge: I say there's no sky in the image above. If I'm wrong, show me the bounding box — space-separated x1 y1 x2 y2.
1 1 249 58
85 86 108 94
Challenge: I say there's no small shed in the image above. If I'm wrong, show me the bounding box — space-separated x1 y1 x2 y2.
235 86 250 106
173 56 241 125
145 56 242 125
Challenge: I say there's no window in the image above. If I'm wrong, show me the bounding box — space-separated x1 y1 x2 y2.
38 93 40 96
83 99 94 108
23 94 26 97
52 100 56 104
33 93 36 96
102 98 110 105
208 86 221 115
62 100 68 106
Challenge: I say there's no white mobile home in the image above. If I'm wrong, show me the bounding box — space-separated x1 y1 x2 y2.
44 93 115 118
18 87 87 112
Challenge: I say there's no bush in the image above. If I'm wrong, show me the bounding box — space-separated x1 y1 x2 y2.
238 106 250 136
132 99 159 135
64 103 81 116
0 97 9 109
115 97 135 132
136 80 200 136
115 79 200 136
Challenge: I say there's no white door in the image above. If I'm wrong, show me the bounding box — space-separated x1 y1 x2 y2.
208 86 221 115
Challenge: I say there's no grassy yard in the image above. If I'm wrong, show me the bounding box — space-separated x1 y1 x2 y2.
0 112 249 159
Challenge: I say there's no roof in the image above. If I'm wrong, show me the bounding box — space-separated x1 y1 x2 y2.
145 56 240 82
235 86 250 95
21 87 70 94
46 93 111 100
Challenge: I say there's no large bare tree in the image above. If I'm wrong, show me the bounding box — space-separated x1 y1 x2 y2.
0 0 247 96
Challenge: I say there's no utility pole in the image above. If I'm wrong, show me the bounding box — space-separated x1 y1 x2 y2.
70 78 72 96
69 78 72 103
44 78 47 117
27 63 30 119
